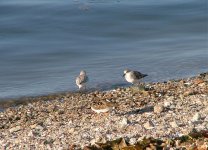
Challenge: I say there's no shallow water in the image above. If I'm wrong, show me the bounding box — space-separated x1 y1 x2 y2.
0 0 207 99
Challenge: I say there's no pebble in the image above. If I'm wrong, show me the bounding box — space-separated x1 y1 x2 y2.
35 125 44 131
164 99 173 107
119 117 129 128
192 113 201 122
9 126 21 133
170 121 178 128
144 121 154 129
154 104 164 113
129 138 137 145
204 116 208 122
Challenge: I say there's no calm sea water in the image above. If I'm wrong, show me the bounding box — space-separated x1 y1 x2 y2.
0 0 207 99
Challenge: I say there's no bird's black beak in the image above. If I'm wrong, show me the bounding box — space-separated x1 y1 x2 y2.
123 73 125 77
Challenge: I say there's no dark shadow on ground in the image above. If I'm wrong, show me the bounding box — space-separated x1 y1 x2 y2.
117 105 154 116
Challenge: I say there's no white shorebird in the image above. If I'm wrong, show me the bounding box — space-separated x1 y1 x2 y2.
76 70 88 90
123 69 148 85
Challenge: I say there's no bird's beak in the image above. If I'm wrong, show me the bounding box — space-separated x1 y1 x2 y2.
123 73 125 77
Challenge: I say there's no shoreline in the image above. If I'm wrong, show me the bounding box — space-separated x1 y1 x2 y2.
0 72 206 110
0 72 207 149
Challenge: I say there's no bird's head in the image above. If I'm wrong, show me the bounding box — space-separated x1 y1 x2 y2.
80 70 86 75
123 69 130 77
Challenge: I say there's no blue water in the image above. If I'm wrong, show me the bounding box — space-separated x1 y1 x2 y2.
0 0 207 99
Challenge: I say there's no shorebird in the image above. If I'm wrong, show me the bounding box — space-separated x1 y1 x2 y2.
123 69 148 85
76 70 88 90
91 100 116 114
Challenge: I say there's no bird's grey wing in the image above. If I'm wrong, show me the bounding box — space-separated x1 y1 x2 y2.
76 75 88 84
133 71 147 79
85 76 89 82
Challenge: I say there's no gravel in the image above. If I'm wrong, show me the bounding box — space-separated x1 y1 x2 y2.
0 72 207 149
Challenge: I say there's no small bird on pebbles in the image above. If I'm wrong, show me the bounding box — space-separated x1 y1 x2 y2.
91 100 116 114
76 70 88 90
123 69 148 85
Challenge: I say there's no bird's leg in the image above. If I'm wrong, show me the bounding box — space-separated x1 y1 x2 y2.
135 81 146 91
79 84 87 93
80 83 87 91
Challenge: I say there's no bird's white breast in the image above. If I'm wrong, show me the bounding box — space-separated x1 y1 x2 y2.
125 72 135 83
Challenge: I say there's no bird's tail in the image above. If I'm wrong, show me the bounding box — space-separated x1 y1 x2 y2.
142 74 148 78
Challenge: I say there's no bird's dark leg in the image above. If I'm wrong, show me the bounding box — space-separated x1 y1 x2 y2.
135 81 146 91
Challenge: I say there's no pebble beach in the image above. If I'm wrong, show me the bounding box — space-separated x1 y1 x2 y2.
0 72 208 149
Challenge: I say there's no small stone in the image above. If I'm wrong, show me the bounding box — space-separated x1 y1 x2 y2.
90 139 96 145
30 124 37 129
28 130 34 137
164 100 172 107
96 137 107 143
144 121 154 129
154 105 164 113
120 117 129 128
35 125 44 131
204 116 208 121
169 105 175 109
68 128 75 133
129 138 137 145
9 126 21 133
175 140 181 147
184 89 194 96
170 121 178 128
167 96 174 101
192 113 200 122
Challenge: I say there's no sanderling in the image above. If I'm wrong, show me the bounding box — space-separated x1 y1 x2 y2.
76 70 88 90
123 69 148 85
91 100 116 114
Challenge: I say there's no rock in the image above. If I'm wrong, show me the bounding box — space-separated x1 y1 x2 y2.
167 96 174 101
96 137 107 143
129 138 137 145
9 126 21 133
144 121 154 129
170 121 178 128
28 130 34 137
192 113 200 122
164 101 171 108
119 117 129 128
184 89 194 96
169 105 175 109
154 105 164 113
30 124 37 129
35 125 44 131
204 116 208 122
90 139 96 145
68 128 75 133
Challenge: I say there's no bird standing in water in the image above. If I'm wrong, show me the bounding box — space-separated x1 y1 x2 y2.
123 69 148 85
76 70 88 90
